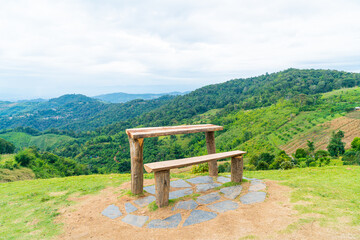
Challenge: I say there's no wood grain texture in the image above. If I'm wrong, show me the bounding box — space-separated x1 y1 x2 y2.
155 170 170 208
129 137 144 195
231 156 243 183
144 150 246 173
205 131 218 177
126 124 223 139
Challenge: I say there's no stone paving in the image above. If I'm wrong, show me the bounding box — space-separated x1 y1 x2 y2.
101 175 268 228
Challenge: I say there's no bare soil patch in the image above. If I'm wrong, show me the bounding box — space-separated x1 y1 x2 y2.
55 180 358 240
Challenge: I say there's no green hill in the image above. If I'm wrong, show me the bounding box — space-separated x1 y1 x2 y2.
0 132 75 151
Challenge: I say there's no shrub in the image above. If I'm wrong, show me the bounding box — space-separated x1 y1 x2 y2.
15 149 36 166
191 163 208 174
256 161 269 170
0 159 20 170
295 148 307 159
218 162 231 173
315 150 329 160
280 161 294 170
245 164 256 171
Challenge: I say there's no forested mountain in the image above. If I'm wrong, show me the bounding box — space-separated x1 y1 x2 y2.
0 94 175 131
1 68 360 174
93 91 186 103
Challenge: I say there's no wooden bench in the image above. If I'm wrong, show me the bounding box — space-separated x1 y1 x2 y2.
126 124 224 195
144 150 246 207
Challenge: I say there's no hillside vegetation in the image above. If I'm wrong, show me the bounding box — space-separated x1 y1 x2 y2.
0 69 360 175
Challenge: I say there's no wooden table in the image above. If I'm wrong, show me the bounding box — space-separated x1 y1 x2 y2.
126 124 223 195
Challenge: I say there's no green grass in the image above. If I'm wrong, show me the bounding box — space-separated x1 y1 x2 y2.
0 173 130 240
245 166 360 229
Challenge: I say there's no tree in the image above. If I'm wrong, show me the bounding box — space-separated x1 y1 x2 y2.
327 130 345 157
0 138 15 154
307 140 315 156
295 148 307 159
351 137 360 151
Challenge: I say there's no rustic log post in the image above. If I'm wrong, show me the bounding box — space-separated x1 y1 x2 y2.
205 131 218 176
154 170 170 207
129 137 144 195
231 155 243 182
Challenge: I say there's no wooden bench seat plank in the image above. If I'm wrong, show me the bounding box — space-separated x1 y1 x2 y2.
126 124 223 139
144 150 246 173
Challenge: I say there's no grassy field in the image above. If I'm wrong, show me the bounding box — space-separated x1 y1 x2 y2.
246 166 360 230
0 166 359 239
0 174 131 240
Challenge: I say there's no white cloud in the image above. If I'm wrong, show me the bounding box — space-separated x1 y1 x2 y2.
0 0 360 100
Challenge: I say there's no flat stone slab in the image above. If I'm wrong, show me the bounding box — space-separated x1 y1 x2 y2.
240 192 266 204
251 179 263 185
170 179 192 188
143 185 156 194
134 196 156 207
220 185 242 199
125 202 138 213
196 183 221 192
186 176 213 184
197 192 221 204
207 200 239 213
147 213 182 229
101 204 122 219
249 183 266 192
122 214 149 228
173 200 198 210
217 176 231 183
169 188 193 199
183 210 217 227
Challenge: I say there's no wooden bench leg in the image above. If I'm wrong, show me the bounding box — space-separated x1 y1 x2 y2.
205 131 218 177
231 156 243 183
155 170 170 208
129 137 144 195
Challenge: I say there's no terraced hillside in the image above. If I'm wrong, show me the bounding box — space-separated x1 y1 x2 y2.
281 111 360 153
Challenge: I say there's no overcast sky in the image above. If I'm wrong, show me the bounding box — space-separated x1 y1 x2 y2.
1 0 360 101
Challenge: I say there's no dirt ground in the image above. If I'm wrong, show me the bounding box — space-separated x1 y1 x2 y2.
55 179 359 240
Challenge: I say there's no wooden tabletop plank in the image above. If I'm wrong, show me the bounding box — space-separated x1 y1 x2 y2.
126 124 223 139
144 150 246 173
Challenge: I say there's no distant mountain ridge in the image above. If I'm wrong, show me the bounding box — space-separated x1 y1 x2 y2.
93 91 188 103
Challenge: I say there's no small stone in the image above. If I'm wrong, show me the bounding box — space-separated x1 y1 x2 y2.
173 200 198 210
217 176 231 183
183 210 217 227
101 204 122 219
125 202 137 213
249 183 266 192
169 188 193 199
122 214 149 228
220 185 242 199
240 192 266 204
134 196 156 207
170 179 192 188
186 176 213 184
197 192 221 204
196 183 221 192
143 185 156 194
147 213 182 229
207 200 239 213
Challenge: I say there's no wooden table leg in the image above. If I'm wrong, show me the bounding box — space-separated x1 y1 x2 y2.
129 137 144 195
231 156 243 182
205 131 218 176
155 170 170 208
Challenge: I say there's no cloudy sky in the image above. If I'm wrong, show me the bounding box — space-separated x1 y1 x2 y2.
1 0 360 100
